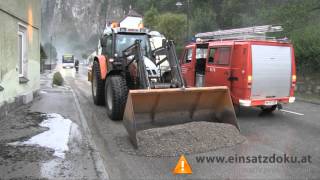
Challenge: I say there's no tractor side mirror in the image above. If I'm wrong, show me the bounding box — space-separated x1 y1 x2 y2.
100 36 108 47
100 39 104 47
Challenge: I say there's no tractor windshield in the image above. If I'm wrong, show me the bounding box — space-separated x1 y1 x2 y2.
116 34 151 57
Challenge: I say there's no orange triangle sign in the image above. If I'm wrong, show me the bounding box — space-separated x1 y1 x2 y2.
172 155 192 175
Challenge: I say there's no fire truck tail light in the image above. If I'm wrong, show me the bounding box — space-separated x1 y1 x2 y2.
247 75 252 88
292 75 296 82
248 75 252 83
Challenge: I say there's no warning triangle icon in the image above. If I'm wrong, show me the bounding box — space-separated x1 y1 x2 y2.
172 155 192 175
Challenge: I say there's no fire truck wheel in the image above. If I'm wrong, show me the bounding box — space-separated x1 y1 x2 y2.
92 61 105 105
260 105 277 113
105 75 129 120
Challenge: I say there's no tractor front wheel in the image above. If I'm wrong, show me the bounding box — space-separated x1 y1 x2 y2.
105 75 129 120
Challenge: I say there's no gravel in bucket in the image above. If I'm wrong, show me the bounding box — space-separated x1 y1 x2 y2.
116 121 246 157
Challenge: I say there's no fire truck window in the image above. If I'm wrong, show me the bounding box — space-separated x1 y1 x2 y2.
217 47 231 65
183 48 193 64
196 48 207 59
208 48 216 64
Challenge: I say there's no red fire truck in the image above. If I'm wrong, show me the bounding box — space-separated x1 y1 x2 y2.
181 25 296 113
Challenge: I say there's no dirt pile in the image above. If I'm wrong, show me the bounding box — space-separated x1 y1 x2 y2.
117 121 246 157
137 122 245 157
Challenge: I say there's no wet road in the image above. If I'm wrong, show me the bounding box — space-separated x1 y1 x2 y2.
0 70 103 179
63 65 320 179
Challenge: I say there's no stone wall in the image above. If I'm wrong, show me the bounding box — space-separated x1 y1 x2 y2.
295 75 320 95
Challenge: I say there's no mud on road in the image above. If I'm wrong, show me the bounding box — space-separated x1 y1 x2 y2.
0 97 100 179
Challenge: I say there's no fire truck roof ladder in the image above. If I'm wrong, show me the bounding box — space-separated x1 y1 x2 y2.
195 25 283 41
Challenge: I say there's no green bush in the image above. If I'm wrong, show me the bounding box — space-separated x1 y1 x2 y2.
290 25 320 74
52 72 64 86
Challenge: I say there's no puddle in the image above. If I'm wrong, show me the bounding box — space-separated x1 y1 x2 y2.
8 113 77 158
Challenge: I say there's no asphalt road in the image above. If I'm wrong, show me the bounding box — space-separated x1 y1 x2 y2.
62 65 320 180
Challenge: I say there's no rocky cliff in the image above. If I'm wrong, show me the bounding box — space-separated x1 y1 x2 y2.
41 0 128 58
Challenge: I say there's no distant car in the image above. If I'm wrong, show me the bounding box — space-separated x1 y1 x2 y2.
62 54 74 68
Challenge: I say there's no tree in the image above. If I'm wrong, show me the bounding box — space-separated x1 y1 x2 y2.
43 42 57 60
82 53 88 60
40 44 47 59
291 25 320 73
143 6 159 30
191 7 217 34
156 13 187 45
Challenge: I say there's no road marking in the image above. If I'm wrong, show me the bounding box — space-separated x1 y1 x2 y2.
280 109 304 116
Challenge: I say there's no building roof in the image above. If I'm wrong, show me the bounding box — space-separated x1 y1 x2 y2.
127 9 142 18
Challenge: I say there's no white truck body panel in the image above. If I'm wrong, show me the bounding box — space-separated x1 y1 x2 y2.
251 45 292 99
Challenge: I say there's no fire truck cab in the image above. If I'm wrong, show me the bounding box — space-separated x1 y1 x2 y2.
181 25 296 112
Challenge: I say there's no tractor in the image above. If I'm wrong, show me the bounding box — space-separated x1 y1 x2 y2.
89 24 239 147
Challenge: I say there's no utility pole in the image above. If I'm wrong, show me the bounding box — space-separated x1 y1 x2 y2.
186 0 190 41
176 0 191 41
50 36 52 72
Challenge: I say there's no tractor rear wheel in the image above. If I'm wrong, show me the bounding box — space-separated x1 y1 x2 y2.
105 75 129 120
92 61 105 105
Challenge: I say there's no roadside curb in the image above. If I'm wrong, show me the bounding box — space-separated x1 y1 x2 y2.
70 88 109 180
296 97 320 105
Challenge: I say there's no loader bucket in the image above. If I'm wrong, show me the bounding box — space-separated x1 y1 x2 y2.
123 86 239 147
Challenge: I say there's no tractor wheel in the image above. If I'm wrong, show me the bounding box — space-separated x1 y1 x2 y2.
105 75 129 120
260 105 277 113
92 61 105 105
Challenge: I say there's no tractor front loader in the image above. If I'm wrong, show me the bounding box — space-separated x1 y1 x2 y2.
89 26 239 147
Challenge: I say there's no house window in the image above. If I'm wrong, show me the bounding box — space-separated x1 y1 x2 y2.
18 24 27 78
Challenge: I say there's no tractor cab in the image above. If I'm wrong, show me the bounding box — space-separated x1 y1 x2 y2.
99 25 155 76
101 25 151 57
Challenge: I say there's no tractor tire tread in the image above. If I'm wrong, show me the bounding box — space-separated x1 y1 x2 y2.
106 75 129 120
92 61 105 105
